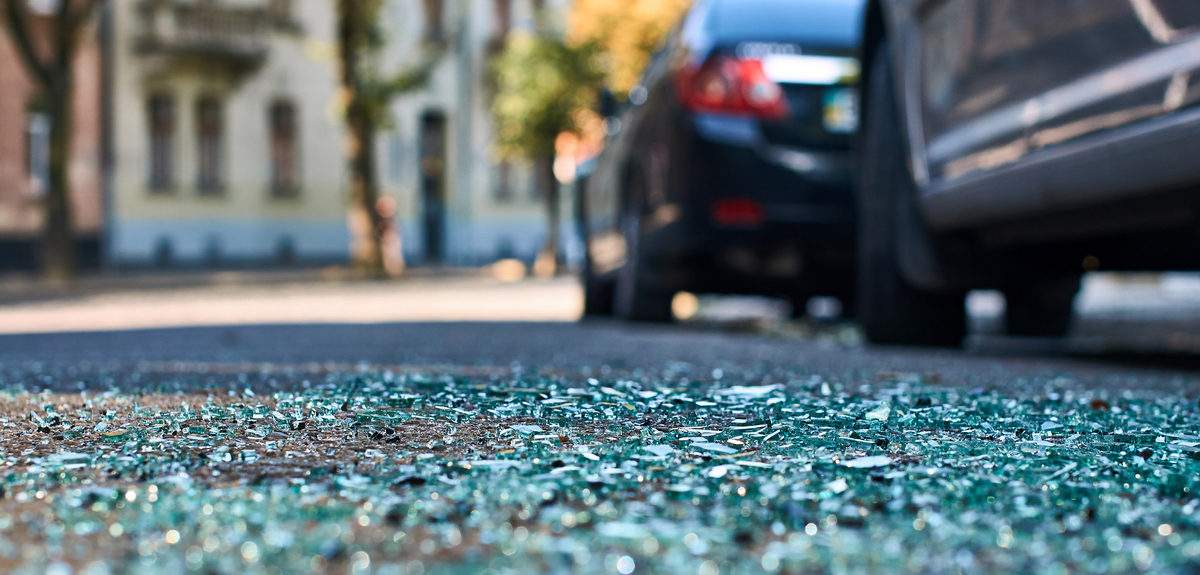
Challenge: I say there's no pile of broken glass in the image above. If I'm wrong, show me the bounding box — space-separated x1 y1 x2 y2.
0 366 1196 574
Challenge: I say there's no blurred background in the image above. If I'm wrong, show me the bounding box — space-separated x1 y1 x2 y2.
1 0 1199 359
0 0 689 324
1 0 624 278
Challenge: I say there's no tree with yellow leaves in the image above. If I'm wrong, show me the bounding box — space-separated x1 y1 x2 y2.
568 0 692 97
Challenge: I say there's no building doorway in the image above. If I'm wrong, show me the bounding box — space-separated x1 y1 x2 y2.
419 111 447 264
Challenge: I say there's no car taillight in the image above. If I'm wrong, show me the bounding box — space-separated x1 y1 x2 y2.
712 198 765 227
676 56 789 120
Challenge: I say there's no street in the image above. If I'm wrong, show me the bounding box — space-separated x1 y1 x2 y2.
0 274 1199 573
2 272 1200 390
5 0 1200 572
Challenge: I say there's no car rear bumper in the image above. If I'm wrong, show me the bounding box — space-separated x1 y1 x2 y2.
639 213 856 297
688 114 857 224
632 121 857 295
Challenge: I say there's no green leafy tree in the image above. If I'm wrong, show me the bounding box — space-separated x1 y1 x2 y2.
3 0 103 283
491 32 602 274
336 0 443 277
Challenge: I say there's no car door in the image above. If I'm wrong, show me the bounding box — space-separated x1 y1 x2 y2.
899 0 1200 227
583 25 689 276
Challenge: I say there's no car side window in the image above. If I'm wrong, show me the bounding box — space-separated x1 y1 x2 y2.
631 2 704 102
680 0 711 48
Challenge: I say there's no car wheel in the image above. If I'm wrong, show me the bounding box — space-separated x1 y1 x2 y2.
836 290 857 320
1004 275 1080 337
614 208 673 322
582 274 616 318
858 41 967 346
788 295 810 320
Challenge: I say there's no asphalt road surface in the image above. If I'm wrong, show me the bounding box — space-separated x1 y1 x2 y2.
0 272 1198 396
3 272 1200 573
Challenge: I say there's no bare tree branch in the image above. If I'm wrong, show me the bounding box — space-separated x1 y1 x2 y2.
377 42 444 101
53 0 74 73
335 0 445 276
3 0 52 86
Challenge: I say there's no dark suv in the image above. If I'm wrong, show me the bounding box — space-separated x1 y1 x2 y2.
858 1 1200 346
579 0 866 321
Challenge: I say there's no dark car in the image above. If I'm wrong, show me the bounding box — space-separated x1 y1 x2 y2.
857 1 1200 346
578 0 866 321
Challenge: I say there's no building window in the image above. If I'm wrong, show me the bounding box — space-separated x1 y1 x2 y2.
529 163 543 201
422 0 444 43
493 161 513 203
25 110 49 197
488 0 512 54
195 95 225 194
147 93 176 192
269 100 300 197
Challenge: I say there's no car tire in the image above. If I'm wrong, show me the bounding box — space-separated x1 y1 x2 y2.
614 208 673 322
1004 275 1080 337
858 42 967 346
788 295 810 320
582 274 616 318
836 290 857 320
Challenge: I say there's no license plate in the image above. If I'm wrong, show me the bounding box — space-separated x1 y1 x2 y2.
823 88 859 134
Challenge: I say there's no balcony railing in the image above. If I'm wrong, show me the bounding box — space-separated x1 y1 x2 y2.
133 0 300 71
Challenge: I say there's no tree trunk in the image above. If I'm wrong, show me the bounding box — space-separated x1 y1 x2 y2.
347 111 387 277
43 79 75 284
336 0 387 278
528 0 558 276
536 154 561 276
2 0 104 283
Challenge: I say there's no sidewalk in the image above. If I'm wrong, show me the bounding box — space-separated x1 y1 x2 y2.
0 265 537 303
0 268 583 334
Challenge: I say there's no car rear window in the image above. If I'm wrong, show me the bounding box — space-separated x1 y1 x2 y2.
710 0 865 48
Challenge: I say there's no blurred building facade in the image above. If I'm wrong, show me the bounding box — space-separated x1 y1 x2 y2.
0 12 104 270
3 1 582 272
106 0 348 267
383 0 579 266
